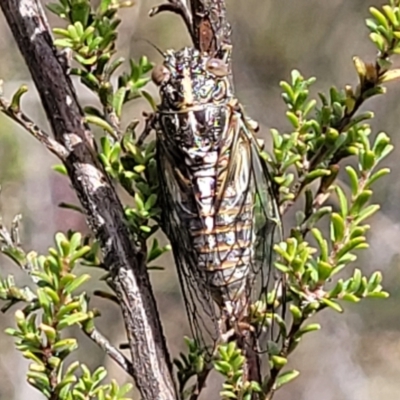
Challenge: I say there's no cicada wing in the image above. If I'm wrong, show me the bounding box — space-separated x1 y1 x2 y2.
156 139 221 355
204 115 275 294
219 114 282 345
244 120 285 346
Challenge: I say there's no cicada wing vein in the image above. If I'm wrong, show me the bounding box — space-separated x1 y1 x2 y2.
227 114 284 347
156 139 221 356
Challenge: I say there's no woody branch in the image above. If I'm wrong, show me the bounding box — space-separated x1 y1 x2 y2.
0 1 176 399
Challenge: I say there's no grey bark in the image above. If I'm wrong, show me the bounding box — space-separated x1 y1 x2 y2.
0 1 176 399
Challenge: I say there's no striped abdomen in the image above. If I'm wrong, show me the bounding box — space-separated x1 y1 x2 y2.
183 137 256 314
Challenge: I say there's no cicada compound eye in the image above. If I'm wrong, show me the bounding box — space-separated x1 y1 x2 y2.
151 64 171 86
205 58 229 77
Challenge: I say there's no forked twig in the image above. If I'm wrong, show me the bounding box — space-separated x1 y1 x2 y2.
84 325 135 376
150 0 193 39
0 95 69 160
149 0 232 55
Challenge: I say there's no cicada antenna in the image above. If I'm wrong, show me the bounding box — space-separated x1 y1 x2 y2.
133 37 166 58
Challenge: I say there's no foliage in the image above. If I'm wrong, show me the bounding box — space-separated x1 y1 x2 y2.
0 223 132 399
0 0 400 399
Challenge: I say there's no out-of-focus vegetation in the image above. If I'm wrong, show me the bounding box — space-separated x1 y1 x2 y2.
1 1 400 399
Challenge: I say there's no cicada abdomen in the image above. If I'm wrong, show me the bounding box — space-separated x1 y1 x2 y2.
151 47 281 356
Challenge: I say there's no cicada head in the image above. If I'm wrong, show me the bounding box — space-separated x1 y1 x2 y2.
152 47 234 111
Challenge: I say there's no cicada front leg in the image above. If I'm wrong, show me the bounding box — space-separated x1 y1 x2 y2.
137 112 157 146
218 318 235 344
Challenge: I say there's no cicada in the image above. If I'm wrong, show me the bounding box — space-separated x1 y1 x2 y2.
148 46 282 361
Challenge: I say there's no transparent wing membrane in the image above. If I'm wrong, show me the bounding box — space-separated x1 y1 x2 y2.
152 47 283 357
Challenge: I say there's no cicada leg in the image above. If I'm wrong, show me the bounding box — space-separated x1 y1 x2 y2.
217 307 255 344
218 314 235 343
173 166 193 188
245 116 260 133
136 112 156 146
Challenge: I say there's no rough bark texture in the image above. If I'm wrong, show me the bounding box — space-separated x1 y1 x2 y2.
189 0 232 55
151 0 231 55
0 1 176 399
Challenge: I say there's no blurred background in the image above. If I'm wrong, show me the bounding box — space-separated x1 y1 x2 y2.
1 0 400 399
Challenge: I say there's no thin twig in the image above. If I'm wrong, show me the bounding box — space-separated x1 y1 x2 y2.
189 0 232 55
188 367 211 400
84 326 135 376
0 97 69 160
149 0 232 56
263 317 304 400
149 1 193 39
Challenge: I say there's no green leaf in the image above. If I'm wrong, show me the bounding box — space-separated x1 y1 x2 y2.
47 3 66 16
99 0 112 13
320 298 343 313
367 271 382 292
43 287 60 305
367 291 389 299
366 168 390 188
296 323 321 336
54 28 73 38
54 38 74 48
280 81 295 103
317 260 333 281
113 87 126 117
58 312 89 329
144 194 157 210
69 232 82 253
109 142 121 163
53 338 78 352
336 237 366 260
289 304 302 322
27 370 50 389
311 228 329 261
330 212 345 243
335 186 348 217
369 7 389 30
141 90 157 111
219 390 237 399
329 279 344 297
369 32 386 51
303 169 331 184
361 150 376 171
70 0 91 26
70 246 91 264
135 192 145 211
382 5 398 26
40 323 57 342
52 164 68 175
64 274 90 294
345 166 359 197
21 350 44 365
350 190 373 215
85 115 115 135
286 111 299 128
270 355 287 368
74 21 84 38
214 360 232 375
341 293 360 302
349 268 362 292
37 288 51 311
126 142 145 164
275 370 300 389
353 204 380 225
67 24 79 41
